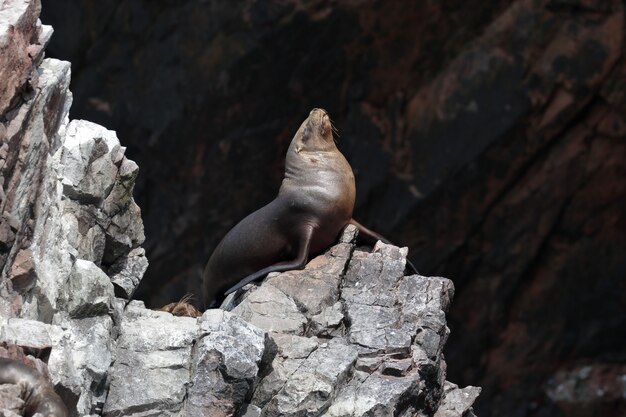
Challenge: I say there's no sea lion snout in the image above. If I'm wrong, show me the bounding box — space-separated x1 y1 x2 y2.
307 108 332 138
309 108 327 116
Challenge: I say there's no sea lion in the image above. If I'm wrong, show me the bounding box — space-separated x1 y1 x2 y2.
202 108 416 308
0 357 68 417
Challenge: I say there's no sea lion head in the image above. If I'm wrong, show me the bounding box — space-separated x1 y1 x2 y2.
292 108 336 154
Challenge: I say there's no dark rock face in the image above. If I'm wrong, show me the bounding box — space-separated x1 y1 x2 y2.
40 0 626 416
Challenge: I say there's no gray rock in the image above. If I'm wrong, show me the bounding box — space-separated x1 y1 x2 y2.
1 50 146 321
346 302 412 353
48 315 114 415
0 318 53 349
59 120 120 204
264 230 354 316
57 258 114 317
3 56 72 321
310 301 344 337
323 372 421 417
272 333 319 360
251 333 319 408
185 309 267 416
241 404 263 417
103 303 198 417
231 283 307 335
434 382 481 417
226 231 473 416
262 339 359 417
108 247 148 299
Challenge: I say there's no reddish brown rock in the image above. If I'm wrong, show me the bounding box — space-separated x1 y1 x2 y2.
0 0 41 115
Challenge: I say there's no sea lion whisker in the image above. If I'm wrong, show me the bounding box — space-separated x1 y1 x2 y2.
329 119 340 141
178 293 196 304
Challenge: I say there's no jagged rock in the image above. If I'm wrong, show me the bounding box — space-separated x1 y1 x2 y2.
44 1 626 415
108 247 148 299
434 383 481 417
57 259 115 317
57 119 146 268
0 2 480 416
48 315 114 415
323 371 421 417
103 301 197 417
231 283 308 335
1 43 145 322
223 226 478 416
185 309 267 416
59 120 120 203
0 54 72 320
0 318 53 350
0 0 45 115
263 339 359 416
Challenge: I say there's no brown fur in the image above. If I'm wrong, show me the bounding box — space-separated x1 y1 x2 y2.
160 294 202 317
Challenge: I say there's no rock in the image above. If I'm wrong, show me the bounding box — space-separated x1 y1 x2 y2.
1 44 146 322
48 315 114 415
231 283 308 335
0 318 53 350
545 364 626 417
59 120 120 204
103 302 197 417
1 54 72 320
57 259 114 317
0 0 42 115
42 1 626 414
185 310 267 416
224 227 475 416
323 371 421 417
107 247 149 299
0 2 480 416
434 382 481 417
263 339 359 417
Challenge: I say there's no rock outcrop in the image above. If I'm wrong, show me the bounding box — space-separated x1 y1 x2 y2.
38 1 626 415
0 1 478 416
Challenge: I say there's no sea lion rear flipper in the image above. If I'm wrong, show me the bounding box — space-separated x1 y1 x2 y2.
223 225 315 295
349 219 419 275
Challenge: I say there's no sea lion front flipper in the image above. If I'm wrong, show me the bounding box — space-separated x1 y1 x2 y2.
223 225 315 295
349 218 419 275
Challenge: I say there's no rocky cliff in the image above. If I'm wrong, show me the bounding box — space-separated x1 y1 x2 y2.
0 1 478 416
37 0 626 415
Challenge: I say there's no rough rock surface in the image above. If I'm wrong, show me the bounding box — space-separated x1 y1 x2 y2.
1 1 478 416
38 1 626 415
223 226 474 417
0 0 145 414
0 2 146 325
